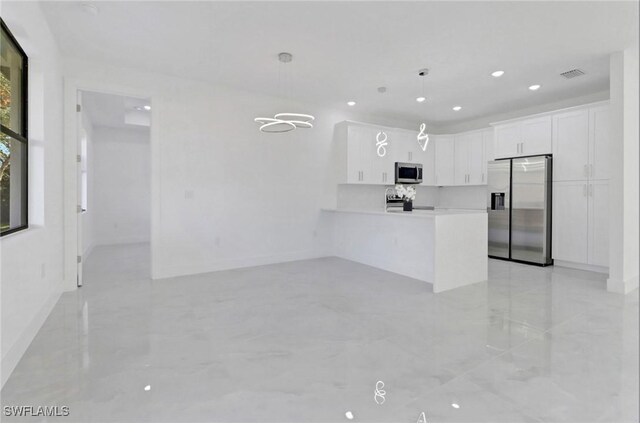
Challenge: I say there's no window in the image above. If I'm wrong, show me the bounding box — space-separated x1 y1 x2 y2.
1 19 28 236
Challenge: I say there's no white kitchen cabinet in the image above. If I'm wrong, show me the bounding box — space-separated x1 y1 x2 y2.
520 116 552 156
468 132 485 185
553 179 609 267
434 135 455 186
339 122 418 185
494 122 520 159
553 181 589 264
494 116 552 159
553 109 589 181
454 131 485 185
482 128 494 179
589 105 610 181
370 128 397 184
454 134 470 185
588 180 609 267
421 137 436 186
346 124 374 184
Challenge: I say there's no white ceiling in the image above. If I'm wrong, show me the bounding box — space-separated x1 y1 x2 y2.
82 91 150 129
42 1 638 126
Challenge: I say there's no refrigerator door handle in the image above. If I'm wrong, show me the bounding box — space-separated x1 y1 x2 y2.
583 184 587 196
589 184 593 196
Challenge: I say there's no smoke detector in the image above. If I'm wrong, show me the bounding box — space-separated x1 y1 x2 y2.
377 86 387 94
560 69 585 79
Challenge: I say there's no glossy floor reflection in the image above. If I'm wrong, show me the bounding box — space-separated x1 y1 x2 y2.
2 243 638 422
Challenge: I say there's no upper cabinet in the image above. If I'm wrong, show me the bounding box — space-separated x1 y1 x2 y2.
434 135 455 186
552 104 610 182
494 116 552 159
337 121 422 186
454 131 485 185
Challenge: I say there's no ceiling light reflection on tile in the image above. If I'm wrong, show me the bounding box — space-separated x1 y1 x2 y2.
528 84 541 91
452 106 462 111
491 70 505 77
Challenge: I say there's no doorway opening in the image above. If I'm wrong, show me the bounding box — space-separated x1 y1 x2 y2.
77 90 152 286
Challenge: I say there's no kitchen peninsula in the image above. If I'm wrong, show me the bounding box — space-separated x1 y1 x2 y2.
322 208 488 293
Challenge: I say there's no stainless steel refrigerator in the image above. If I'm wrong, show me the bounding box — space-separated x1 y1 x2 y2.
487 155 552 266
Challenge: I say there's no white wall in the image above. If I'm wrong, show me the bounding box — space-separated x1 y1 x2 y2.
91 126 150 246
62 58 418 282
0 2 64 387
608 49 639 294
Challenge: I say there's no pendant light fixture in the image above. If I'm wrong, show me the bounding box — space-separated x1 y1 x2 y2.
254 52 315 133
417 123 429 151
415 69 430 151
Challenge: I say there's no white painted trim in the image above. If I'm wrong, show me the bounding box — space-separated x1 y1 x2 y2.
155 250 327 280
553 260 609 274
1 289 61 388
490 100 610 126
63 77 157 291
607 275 639 294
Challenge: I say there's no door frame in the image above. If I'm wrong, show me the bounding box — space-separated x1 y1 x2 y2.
63 78 157 291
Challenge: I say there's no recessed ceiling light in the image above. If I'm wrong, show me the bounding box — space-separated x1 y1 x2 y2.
451 403 460 409
143 105 151 111
416 96 426 103
452 106 462 111
528 84 541 91
491 70 505 77
144 385 151 391
81 3 99 16
345 411 354 420
347 101 356 106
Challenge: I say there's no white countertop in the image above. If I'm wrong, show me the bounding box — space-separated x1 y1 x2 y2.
322 207 486 218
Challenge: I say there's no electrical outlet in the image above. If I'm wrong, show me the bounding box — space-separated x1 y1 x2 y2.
185 190 194 199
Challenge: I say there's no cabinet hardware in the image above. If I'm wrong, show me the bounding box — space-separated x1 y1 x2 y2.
482 173 485 183
584 164 589 177
583 184 587 197
589 184 593 196
590 164 593 178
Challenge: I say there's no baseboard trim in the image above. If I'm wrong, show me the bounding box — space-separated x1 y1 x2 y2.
607 275 639 294
153 250 327 280
1 288 62 388
554 260 609 274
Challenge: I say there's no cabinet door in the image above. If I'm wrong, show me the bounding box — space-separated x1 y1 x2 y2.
552 181 588 263
552 109 589 181
494 123 520 159
588 180 609 267
482 129 494 183
589 105 610 181
521 116 552 156
413 132 435 186
347 126 365 183
369 128 399 185
454 134 470 185
434 135 455 186
348 125 375 184
467 131 485 185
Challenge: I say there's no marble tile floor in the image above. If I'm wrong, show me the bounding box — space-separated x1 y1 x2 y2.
1 243 638 422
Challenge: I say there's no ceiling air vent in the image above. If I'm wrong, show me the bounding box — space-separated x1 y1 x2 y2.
560 69 585 79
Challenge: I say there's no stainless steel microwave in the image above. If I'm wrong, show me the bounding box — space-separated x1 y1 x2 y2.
395 162 423 184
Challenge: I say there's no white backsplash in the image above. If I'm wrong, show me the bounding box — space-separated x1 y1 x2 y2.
336 184 486 210
337 184 438 210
